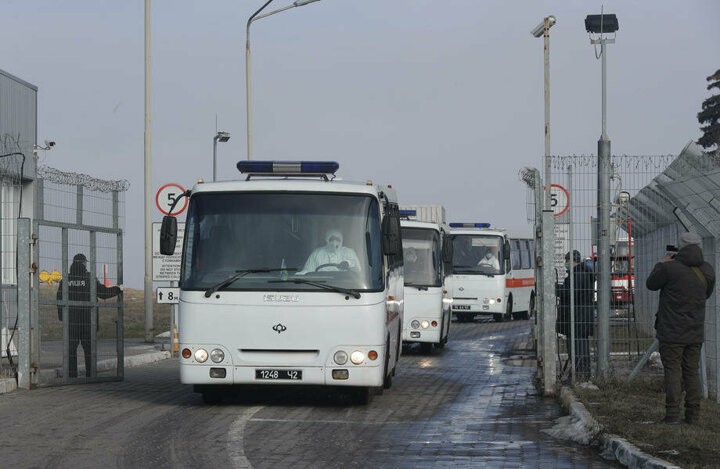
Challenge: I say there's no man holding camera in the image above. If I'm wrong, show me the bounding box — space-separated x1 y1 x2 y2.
647 232 715 424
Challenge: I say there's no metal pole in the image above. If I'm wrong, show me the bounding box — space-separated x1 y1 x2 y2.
543 17 552 209
213 136 219 181
245 27 253 161
144 0 154 343
596 38 611 376
568 165 575 383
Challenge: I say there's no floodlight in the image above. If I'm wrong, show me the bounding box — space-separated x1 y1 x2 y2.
585 14 618 34
531 16 556 38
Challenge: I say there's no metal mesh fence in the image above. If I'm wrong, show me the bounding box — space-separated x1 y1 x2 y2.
35 166 127 385
526 149 720 399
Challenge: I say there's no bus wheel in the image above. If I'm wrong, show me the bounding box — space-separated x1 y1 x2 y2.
420 342 433 354
383 337 393 389
523 293 536 320
505 297 513 321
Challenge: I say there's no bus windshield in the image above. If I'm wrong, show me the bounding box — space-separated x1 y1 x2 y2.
401 228 441 287
180 192 383 292
451 234 504 275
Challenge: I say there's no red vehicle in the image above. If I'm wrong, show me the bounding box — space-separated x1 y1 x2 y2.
610 238 634 307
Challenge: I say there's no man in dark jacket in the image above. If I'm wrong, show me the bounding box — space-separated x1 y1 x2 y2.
57 253 122 378
647 232 715 424
556 250 595 380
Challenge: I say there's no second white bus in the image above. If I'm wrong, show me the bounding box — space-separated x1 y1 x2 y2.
400 215 452 353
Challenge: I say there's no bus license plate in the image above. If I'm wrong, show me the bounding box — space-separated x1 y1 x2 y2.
453 305 470 310
255 369 302 380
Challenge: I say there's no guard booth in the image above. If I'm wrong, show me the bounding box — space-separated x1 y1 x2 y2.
33 167 128 386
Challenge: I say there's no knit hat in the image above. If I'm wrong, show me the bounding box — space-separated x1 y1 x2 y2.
679 232 702 249
565 250 581 263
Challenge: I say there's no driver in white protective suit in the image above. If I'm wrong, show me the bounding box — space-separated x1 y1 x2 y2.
299 229 361 274
478 248 500 270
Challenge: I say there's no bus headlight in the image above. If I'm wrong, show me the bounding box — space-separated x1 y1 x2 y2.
350 351 365 364
194 349 208 363
411 320 420 329
210 349 225 363
334 350 348 365
421 320 430 329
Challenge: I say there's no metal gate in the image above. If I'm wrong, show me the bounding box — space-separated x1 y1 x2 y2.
33 166 128 386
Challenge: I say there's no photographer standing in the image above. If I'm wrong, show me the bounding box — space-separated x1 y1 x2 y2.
647 232 715 424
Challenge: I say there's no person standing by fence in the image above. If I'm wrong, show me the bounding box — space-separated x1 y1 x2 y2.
556 249 595 381
646 232 715 424
57 253 123 378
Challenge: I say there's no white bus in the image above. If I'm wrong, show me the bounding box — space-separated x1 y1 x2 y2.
445 223 536 322
159 161 404 404
400 214 452 353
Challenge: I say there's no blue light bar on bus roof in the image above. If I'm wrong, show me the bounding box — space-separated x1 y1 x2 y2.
236 160 339 174
449 222 491 228
399 209 417 217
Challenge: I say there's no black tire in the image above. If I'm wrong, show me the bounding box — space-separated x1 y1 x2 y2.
383 337 393 389
420 342 433 354
505 297 513 321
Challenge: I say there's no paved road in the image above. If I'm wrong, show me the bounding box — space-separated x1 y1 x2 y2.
0 319 621 468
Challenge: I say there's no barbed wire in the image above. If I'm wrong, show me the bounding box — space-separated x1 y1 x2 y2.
38 165 130 192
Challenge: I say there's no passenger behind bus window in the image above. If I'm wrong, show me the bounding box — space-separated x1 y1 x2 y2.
298 228 361 274
478 247 500 271
454 237 478 266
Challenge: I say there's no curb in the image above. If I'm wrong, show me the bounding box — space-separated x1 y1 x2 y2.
0 350 171 394
559 385 681 469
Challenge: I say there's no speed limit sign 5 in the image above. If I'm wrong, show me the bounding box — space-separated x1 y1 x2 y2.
156 183 188 216
550 183 570 217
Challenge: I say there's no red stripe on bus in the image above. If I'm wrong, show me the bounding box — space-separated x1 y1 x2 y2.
505 277 535 288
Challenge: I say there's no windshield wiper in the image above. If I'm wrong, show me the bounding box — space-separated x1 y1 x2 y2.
405 283 429 291
205 268 297 298
268 278 361 299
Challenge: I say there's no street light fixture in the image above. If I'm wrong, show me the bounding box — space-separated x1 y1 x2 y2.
213 131 231 182
530 15 556 209
245 0 321 160
585 11 619 378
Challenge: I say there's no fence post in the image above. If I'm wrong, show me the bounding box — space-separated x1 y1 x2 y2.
17 218 31 389
541 209 557 395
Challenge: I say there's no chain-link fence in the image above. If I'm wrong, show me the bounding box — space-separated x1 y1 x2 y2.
33 166 128 385
525 143 720 400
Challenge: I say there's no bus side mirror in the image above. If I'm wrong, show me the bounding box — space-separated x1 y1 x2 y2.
503 240 511 259
160 216 178 255
442 240 453 264
381 216 401 256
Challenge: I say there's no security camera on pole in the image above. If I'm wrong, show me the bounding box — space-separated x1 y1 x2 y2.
585 11 619 378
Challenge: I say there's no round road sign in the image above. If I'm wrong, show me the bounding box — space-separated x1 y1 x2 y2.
550 183 570 217
156 183 188 216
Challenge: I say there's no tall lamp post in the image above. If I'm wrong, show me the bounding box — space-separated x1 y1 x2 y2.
531 15 556 209
246 0 321 160
213 131 231 182
585 12 619 377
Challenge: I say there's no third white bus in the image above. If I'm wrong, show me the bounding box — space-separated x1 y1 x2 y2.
445 223 536 322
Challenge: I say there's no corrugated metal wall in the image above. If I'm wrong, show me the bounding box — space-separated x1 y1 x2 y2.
0 69 37 180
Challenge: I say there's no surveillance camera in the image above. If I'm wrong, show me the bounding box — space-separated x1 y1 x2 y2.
45 140 56 148
531 16 556 38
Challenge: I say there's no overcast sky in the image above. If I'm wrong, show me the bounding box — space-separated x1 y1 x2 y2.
2 0 719 288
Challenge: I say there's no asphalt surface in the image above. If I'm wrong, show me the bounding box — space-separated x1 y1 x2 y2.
0 319 677 468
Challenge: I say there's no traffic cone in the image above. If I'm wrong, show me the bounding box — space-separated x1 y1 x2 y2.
103 264 111 287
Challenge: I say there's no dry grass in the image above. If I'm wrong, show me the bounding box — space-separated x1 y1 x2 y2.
38 285 172 340
575 375 720 469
